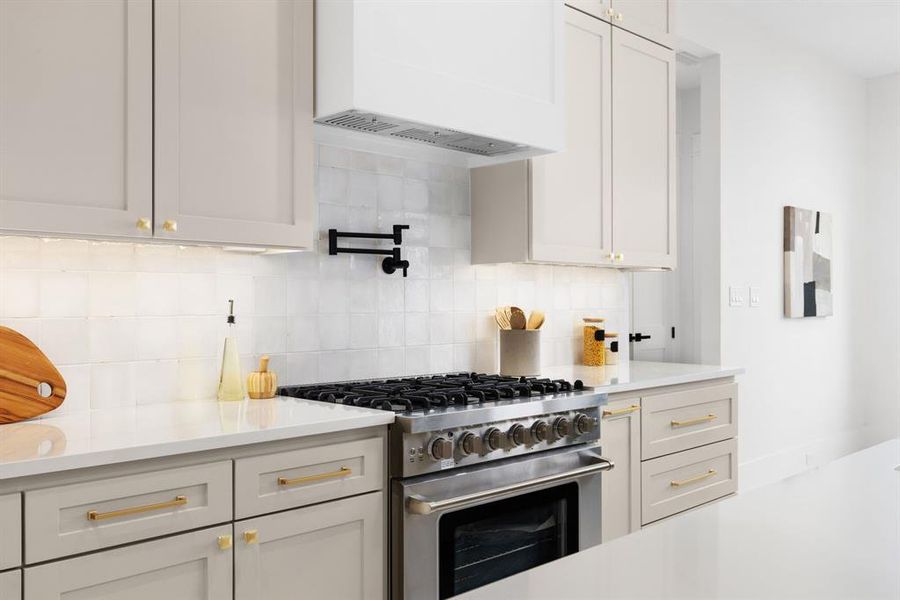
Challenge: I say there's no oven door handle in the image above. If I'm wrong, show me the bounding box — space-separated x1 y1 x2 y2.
406 455 614 516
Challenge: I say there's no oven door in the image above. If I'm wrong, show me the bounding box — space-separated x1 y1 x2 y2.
392 444 612 599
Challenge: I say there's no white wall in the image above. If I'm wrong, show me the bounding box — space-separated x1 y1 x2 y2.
0 144 630 414
677 2 874 489
857 74 900 443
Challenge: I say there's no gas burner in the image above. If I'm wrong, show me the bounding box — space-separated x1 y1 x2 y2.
278 373 584 414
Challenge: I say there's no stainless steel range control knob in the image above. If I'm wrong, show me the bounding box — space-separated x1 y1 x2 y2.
484 427 503 452
507 423 526 447
531 420 549 443
553 417 571 438
458 432 482 456
574 413 598 435
430 437 453 460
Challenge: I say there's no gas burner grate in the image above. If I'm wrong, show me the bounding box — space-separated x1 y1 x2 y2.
278 373 584 414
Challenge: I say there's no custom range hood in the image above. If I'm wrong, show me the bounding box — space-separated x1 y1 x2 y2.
315 0 564 164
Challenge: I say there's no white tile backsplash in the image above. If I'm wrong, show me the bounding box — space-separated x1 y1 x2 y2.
0 144 629 415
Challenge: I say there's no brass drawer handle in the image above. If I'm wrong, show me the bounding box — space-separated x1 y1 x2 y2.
671 414 717 428
603 404 640 417
278 466 352 487
87 495 187 521
671 469 717 487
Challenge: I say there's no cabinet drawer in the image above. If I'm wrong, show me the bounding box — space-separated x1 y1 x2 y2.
24 524 232 600
235 436 383 519
641 438 737 525
25 461 232 563
642 382 737 459
0 494 21 570
0 570 21 600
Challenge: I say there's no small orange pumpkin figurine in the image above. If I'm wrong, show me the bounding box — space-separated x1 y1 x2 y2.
247 356 277 400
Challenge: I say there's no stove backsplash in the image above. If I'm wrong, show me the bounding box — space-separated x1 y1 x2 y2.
0 144 629 414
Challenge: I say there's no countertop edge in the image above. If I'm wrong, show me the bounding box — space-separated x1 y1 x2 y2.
0 411 394 481
598 366 745 394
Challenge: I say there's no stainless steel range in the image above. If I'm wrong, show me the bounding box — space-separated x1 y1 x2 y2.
279 373 612 599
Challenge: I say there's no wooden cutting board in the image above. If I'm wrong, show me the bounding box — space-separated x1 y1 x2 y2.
0 326 67 424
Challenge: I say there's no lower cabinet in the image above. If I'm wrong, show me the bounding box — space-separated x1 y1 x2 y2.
601 378 740 540
0 571 21 600
600 398 641 542
235 491 384 600
24 525 233 600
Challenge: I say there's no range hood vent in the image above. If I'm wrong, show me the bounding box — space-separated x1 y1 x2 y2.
317 110 525 157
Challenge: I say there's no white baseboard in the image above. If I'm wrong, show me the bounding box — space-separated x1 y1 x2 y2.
738 427 880 492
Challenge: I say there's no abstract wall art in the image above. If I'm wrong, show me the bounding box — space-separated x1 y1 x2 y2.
784 206 832 318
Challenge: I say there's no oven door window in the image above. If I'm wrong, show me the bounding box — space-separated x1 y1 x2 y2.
438 483 579 598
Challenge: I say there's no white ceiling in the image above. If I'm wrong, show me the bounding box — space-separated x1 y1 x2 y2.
717 0 900 79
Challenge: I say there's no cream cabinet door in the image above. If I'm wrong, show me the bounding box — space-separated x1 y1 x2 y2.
0 570 21 600
24 525 233 600
0 0 152 239
600 398 641 542
531 7 613 265
0 494 20 570
611 0 673 48
235 492 384 600
154 0 314 249
611 28 676 269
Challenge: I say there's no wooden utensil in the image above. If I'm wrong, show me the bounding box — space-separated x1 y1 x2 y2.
495 306 511 330
527 310 545 330
247 355 278 400
509 306 527 330
0 326 66 424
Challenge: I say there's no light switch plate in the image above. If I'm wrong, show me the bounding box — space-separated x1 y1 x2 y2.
729 286 745 307
750 287 761 307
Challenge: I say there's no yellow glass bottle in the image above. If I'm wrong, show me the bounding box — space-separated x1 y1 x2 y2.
217 299 245 401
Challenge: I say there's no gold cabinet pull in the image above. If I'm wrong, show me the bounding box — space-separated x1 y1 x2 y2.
671 469 717 487
671 414 717 428
243 529 259 545
603 404 640 418
136 217 151 231
217 534 233 551
278 466 351 487
87 495 187 521
162 219 178 232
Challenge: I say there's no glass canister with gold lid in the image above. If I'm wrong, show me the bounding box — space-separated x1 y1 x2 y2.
582 317 606 366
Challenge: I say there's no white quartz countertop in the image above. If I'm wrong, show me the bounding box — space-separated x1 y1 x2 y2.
0 398 394 480
541 360 744 394
458 439 900 600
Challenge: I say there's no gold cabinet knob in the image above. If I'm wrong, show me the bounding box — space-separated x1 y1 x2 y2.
615 11 623 21
615 253 625 261
243 529 259 545
605 7 615 17
217 534 233 551
162 219 178 232
607 252 615 261
136 217 151 231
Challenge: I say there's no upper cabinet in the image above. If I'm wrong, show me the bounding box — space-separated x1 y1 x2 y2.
0 0 153 240
0 0 314 250
315 0 565 163
154 0 314 249
471 7 675 270
567 0 674 48
611 0 674 48
472 8 612 266
611 28 676 269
